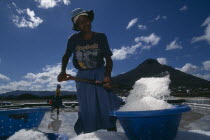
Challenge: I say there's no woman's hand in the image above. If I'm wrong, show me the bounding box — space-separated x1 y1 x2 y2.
57 72 72 82
103 76 110 83
103 76 111 88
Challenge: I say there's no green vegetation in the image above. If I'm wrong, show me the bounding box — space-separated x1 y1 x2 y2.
0 93 77 100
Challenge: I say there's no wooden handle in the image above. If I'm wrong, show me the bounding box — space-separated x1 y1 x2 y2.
63 74 132 90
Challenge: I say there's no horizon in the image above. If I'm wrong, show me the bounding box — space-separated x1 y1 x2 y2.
0 0 210 94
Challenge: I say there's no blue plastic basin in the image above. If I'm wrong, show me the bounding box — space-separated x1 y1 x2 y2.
111 105 191 140
0 107 49 138
45 133 69 140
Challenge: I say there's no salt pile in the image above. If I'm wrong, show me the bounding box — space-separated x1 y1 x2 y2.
8 129 48 140
119 76 173 111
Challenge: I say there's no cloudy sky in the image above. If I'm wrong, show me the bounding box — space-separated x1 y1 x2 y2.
0 0 210 94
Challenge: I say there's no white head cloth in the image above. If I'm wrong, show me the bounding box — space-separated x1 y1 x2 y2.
73 13 88 24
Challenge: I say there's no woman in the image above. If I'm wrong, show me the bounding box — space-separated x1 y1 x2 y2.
51 84 62 115
57 8 122 134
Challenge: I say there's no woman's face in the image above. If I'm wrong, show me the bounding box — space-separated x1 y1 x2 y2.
76 15 91 32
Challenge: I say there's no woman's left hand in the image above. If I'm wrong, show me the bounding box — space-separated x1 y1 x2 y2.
104 76 111 83
103 76 111 88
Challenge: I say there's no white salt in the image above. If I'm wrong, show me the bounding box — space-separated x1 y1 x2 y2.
127 76 171 101
119 76 173 111
119 96 172 111
8 129 48 140
71 131 127 140
189 130 210 136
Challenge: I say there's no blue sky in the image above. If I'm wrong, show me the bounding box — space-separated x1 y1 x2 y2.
0 0 210 94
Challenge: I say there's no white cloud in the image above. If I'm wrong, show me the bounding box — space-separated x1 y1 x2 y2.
203 60 210 71
154 15 167 21
12 8 43 28
0 64 77 94
142 45 151 50
179 5 188 11
35 0 71 9
24 63 76 84
63 0 71 5
0 80 32 93
112 33 160 60
135 33 160 46
177 62 210 81
157 57 167 65
192 16 210 45
35 0 57 8
162 16 167 20
166 39 183 50
194 73 210 81
180 63 199 73
155 15 160 21
0 74 10 81
126 18 138 29
112 43 142 60
138 24 147 30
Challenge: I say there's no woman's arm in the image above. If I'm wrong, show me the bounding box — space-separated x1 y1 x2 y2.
61 52 70 73
57 52 71 82
57 40 72 82
104 56 113 83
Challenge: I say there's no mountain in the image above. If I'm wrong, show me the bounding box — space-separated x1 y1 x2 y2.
111 59 210 96
0 90 76 97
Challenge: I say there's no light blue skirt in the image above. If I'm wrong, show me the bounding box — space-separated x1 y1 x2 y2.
74 66 122 134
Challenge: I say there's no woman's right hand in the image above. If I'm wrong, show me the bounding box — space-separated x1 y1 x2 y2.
57 72 71 82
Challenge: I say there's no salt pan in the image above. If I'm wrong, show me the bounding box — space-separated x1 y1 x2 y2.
119 76 173 111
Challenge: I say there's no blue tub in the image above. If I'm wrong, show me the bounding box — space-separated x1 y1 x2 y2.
45 133 69 140
111 105 191 140
0 107 49 138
